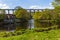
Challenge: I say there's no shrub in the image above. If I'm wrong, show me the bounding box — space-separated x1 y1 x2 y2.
0 32 8 37
14 29 26 35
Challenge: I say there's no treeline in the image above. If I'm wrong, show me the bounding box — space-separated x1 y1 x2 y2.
0 6 60 30
14 6 60 30
0 0 60 30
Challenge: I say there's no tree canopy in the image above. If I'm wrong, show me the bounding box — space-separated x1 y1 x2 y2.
14 6 30 20
52 0 60 7
0 9 5 20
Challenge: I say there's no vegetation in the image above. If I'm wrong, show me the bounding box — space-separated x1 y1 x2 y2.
14 6 30 30
14 6 30 20
0 9 5 20
33 9 55 28
0 0 60 40
33 2 60 29
0 9 5 30
52 0 60 7
0 29 60 40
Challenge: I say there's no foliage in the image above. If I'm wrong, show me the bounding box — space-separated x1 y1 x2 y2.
0 29 26 37
14 6 30 20
0 9 5 29
0 29 60 40
33 9 60 29
0 9 5 21
52 0 60 28
53 6 60 28
54 6 60 13
52 0 60 7
33 9 55 28
14 6 30 30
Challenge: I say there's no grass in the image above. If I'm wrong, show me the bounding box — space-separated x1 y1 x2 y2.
0 29 60 40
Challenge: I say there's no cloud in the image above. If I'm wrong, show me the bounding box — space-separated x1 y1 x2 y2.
29 3 54 9
0 3 10 9
29 5 54 9
29 5 40 9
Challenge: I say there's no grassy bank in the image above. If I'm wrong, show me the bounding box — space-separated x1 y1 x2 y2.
0 29 60 40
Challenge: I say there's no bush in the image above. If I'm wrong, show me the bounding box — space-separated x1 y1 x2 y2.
14 29 26 35
0 32 8 37
0 30 26 37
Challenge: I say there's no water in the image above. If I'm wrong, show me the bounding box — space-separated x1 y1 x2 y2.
28 19 34 29
7 19 34 32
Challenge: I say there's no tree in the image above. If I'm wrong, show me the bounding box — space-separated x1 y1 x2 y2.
52 0 60 7
14 6 30 30
33 9 55 28
0 9 5 30
52 0 60 29
14 6 30 20
0 9 5 20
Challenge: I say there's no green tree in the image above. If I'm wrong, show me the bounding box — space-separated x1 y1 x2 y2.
0 9 5 20
52 0 60 7
52 0 60 28
52 0 60 13
0 9 5 30
14 6 30 30
14 6 30 20
33 9 55 29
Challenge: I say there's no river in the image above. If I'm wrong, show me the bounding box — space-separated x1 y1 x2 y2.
28 19 34 29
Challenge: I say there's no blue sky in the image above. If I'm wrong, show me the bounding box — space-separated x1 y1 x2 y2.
0 0 54 9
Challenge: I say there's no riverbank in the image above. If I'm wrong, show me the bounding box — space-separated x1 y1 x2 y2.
0 29 60 40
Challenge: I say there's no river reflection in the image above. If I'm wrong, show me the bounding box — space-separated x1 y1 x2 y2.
28 19 34 29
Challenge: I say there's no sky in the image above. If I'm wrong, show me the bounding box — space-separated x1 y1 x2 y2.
0 0 54 9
